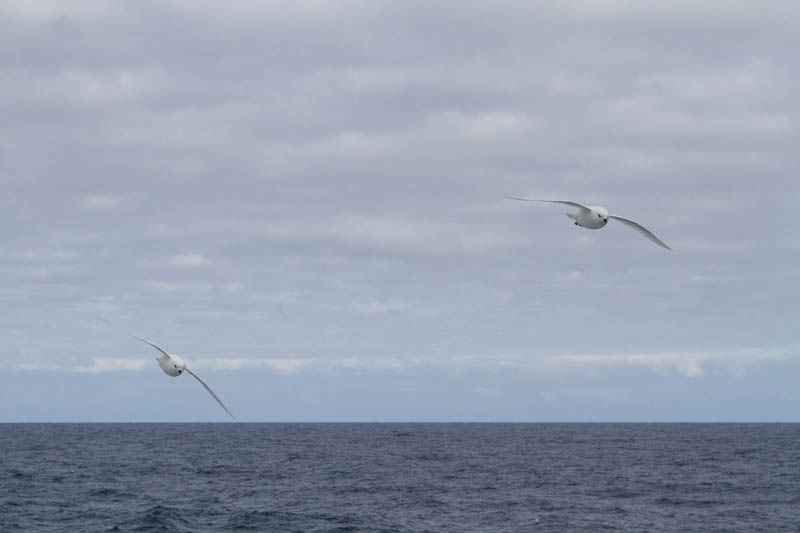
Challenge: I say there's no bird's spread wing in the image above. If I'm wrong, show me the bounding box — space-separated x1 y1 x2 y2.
608 215 672 250
184 368 236 420
128 333 171 358
505 197 590 211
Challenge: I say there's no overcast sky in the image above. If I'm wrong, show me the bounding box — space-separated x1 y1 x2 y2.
2 1 799 422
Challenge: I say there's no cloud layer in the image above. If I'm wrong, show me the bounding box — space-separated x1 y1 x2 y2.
1 1 798 420
9 345 795 382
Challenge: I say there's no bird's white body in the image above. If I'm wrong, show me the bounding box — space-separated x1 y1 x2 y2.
506 197 671 250
569 205 609 230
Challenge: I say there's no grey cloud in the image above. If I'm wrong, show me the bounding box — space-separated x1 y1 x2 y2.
1 0 798 420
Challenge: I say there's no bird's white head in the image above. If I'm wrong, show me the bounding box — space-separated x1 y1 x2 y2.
171 354 186 373
588 206 609 226
159 353 186 377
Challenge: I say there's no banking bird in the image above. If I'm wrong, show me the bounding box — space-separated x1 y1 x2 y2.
506 197 671 250
129 333 236 419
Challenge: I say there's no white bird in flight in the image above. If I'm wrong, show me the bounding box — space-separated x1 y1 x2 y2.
129 333 236 420
506 197 672 250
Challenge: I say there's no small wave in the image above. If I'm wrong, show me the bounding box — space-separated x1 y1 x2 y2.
224 509 280 530
89 487 129 498
10 470 33 480
110 504 194 532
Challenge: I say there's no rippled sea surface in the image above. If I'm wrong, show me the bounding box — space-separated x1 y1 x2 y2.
2 424 800 532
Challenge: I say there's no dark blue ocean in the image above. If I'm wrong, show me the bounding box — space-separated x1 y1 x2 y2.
2 424 799 532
